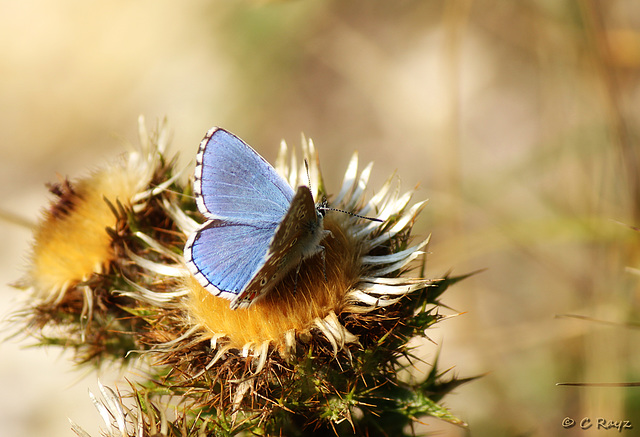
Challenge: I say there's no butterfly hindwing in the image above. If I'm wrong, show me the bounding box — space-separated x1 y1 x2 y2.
195 128 295 223
268 186 319 255
185 219 277 301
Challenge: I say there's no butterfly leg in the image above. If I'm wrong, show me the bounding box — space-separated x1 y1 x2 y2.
292 258 304 294
321 245 327 282
319 229 331 283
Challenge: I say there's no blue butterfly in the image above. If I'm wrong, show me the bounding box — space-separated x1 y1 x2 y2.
184 128 330 310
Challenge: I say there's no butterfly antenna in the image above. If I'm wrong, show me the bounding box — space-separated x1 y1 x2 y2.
304 159 312 189
319 204 384 223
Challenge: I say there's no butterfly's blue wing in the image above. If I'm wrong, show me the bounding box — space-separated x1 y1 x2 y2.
184 220 278 300
194 128 295 223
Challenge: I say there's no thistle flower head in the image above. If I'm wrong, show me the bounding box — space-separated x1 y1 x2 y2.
174 136 430 363
21 117 170 305
13 118 179 365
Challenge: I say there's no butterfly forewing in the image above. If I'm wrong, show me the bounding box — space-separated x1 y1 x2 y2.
195 128 295 222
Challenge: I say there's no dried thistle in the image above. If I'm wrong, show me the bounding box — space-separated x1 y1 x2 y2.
14 120 473 436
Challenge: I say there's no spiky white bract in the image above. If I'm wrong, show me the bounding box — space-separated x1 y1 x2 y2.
70 381 159 437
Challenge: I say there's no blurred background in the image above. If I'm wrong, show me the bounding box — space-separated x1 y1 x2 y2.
1 0 640 435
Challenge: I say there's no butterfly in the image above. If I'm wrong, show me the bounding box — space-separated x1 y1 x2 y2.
184 127 330 310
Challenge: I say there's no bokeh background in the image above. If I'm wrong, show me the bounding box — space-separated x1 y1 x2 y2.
2 0 640 436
